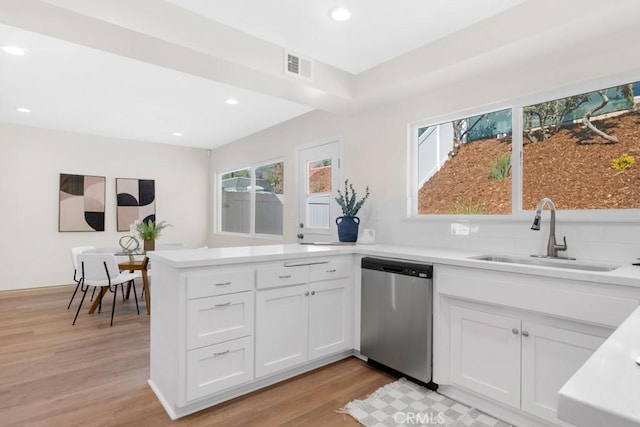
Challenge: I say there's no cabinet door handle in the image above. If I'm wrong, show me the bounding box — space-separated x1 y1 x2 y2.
213 349 230 356
305 291 310 296
214 302 231 307
278 275 292 279
326 269 337 273
215 281 232 286
522 331 529 337
310 290 316 295
512 328 519 335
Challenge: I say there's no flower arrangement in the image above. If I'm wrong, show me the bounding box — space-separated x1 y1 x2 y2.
335 179 370 217
135 219 172 241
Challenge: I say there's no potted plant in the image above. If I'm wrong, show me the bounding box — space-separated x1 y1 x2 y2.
334 180 370 242
135 219 172 251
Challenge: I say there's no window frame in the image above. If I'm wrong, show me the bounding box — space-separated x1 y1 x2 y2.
409 69 640 222
216 158 285 239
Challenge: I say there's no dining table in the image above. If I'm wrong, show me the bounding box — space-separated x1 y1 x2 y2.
87 249 151 315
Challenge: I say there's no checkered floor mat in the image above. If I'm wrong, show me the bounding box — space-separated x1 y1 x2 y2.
339 378 513 427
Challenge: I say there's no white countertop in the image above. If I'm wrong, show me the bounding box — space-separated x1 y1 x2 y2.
148 243 640 288
558 305 640 427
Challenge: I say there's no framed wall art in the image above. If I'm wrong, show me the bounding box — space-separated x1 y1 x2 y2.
116 178 156 231
59 173 106 232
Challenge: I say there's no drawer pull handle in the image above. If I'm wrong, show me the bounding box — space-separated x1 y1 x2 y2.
326 269 337 273
284 260 329 267
512 328 519 335
278 275 292 279
214 350 230 356
310 290 315 295
305 291 310 296
215 302 231 307
522 331 529 337
215 282 232 286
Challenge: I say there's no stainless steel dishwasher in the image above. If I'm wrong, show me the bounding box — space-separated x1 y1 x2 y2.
360 257 436 388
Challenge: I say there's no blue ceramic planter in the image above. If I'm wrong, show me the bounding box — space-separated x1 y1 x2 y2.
336 216 360 242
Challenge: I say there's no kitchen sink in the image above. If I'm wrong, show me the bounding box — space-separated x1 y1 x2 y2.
468 254 620 272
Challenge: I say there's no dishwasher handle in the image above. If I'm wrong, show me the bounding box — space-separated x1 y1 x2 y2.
381 265 405 274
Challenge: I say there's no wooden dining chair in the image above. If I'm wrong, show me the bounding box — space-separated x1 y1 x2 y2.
73 253 139 326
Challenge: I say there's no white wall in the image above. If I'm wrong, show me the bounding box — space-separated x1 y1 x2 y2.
208 110 350 247
0 123 210 290
208 23 640 264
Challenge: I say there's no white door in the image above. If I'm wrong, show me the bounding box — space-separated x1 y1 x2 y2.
450 305 521 408
255 285 309 377
308 278 352 359
520 321 607 424
296 139 341 242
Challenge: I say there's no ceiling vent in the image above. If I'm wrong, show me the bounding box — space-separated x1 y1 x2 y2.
285 50 313 80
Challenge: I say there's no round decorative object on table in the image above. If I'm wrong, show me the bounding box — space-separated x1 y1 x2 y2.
119 235 140 253
336 216 360 242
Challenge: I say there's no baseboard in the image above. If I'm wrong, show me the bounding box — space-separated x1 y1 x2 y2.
147 379 178 420
153 350 355 419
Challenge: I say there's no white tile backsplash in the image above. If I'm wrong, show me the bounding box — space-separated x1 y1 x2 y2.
382 215 640 265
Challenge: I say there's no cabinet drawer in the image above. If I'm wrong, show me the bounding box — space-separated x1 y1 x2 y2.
186 336 254 401
187 268 254 299
309 259 351 282
256 264 308 289
186 291 254 350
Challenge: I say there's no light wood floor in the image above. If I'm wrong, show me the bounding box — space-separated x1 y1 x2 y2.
0 284 396 426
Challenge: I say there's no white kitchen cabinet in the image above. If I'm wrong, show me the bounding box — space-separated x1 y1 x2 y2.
450 305 521 408
184 268 256 402
308 278 352 359
255 284 309 376
435 264 635 427
186 336 254 401
521 321 605 423
255 258 352 378
449 303 606 425
186 291 254 350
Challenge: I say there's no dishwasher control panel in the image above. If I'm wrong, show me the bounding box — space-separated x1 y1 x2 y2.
361 257 433 279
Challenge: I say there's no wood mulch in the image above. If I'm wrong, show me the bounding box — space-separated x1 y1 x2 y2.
309 166 332 193
419 111 640 214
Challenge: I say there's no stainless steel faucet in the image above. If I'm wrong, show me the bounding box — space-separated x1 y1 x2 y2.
530 198 573 259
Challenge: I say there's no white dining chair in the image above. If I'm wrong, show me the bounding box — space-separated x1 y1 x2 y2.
136 242 185 299
73 253 139 326
68 245 95 309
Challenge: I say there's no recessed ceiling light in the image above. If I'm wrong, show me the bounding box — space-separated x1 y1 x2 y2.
225 98 238 105
329 7 351 21
3 46 26 55
16 107 31 113
172 132 183 136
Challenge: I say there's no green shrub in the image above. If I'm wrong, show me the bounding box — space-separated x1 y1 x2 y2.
451 202 484 215
611 153 635 171
489 153 511 180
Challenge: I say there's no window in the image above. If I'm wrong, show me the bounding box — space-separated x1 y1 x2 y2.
255 162 284 235
219 160 284 236
305 158 332 228
415 108 513 215
412 78 640 217
522 82 640 211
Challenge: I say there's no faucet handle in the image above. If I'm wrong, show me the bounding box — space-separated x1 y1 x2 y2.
555 236 568 252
